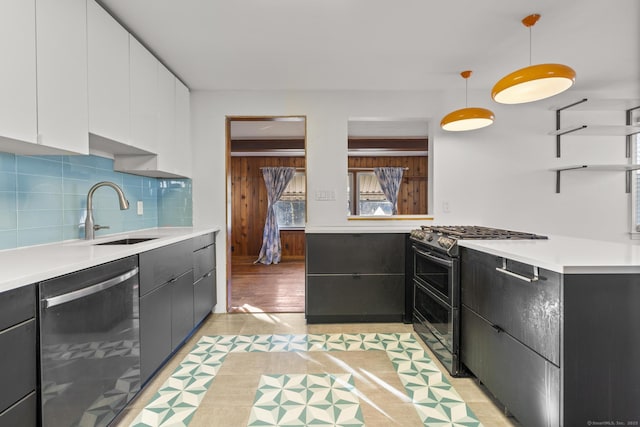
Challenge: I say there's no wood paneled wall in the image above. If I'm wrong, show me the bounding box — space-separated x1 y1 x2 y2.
348 156 428 215
231 156 306 258
230 155 427 258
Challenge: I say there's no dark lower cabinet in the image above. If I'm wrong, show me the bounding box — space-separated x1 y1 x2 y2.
139 240 193 383
462 306 559 427
140 281 173 383
171 271 195 351
306 233 405 323
194 272 216 325
0 285 36 427
306 275 404 322
192 232 217 326
140 233 217 384
461 247 640 427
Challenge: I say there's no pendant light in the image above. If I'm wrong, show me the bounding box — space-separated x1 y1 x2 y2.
441 70 495 132
492 14 575 104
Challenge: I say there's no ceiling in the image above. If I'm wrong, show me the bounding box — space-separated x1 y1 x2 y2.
98 0 639 93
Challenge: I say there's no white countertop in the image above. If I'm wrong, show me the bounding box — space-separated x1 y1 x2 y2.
458 235 640 274
0 227 220 293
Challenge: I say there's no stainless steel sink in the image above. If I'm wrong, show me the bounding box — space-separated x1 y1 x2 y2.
95 237 158 245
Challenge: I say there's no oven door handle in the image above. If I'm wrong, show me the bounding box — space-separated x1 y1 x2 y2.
413 247 453 268
43 267 139 309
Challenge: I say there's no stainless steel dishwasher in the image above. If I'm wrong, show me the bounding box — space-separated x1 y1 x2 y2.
39 256 141 427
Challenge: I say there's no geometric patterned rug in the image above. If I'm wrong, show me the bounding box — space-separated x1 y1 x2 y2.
248 373 364 426
130 333 482 427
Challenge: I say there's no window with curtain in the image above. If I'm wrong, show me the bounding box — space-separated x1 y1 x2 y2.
275 172 305 228
347 171 393 216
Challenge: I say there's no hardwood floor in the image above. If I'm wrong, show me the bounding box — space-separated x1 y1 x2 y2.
230 256 305 313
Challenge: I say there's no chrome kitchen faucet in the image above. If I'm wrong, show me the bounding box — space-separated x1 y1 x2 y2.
84 181 129 240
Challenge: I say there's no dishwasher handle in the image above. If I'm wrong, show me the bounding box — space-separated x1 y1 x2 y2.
43 267 139 309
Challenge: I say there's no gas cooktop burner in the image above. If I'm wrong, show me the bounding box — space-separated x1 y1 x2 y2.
419 225 548 240
409 225 547 256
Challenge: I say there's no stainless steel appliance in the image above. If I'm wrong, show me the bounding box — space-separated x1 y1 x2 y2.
39 256 141 427
409 225 547 376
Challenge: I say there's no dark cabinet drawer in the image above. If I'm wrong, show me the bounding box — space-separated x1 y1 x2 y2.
306 233 405 274
0 285 35 331
193 244 215 279
194 271 216 325
171 271 194 351
0 319 36 414
192 232 215 251
461 306 560 427
306 274 404 321
0 392 37 427
461 248 560 365
139 239 192 295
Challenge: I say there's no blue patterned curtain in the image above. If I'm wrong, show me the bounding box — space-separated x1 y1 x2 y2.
374 167 404 215
255 167 296 265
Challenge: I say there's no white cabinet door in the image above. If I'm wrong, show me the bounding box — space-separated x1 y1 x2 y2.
157 63 176 168
36 0 89 154
0 0 37 145
130 36 158 153
88 0 129 145
174 79 192 177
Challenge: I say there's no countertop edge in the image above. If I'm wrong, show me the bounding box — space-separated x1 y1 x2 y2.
0 227 221 293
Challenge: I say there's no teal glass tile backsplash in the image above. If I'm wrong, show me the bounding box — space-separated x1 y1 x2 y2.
0 152 192 250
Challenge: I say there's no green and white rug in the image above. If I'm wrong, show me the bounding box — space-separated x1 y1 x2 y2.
130 333 482 427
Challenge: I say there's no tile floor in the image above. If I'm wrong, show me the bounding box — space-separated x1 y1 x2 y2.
113 313 518 427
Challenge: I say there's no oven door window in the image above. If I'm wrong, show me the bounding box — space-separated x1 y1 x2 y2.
414 248 452 303
414 281 454 352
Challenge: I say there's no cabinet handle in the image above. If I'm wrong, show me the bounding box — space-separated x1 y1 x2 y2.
352 273 361 279
495 259 539 283
204 272 212 278
491 324 504 333
169 277 178 283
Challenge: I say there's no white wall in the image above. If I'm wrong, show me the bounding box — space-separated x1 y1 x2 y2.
191 89 637 312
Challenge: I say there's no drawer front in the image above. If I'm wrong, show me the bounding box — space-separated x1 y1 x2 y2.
461 248 560 365
140 239 192 295
0 285 35 331
0 319 36 414
306 274 404 317
0 392 37 427
193 244 215 279
461 306 560 427
171 270 194 351
194 271 216 325
306 233 405 274
192 232 215 251
140 283 172 383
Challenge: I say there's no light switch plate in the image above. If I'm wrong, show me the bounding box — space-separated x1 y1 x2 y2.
137 201 144 215
315 190 336 201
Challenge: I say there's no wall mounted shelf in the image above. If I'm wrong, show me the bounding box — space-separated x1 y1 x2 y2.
550 164 640 193
550 98 640 158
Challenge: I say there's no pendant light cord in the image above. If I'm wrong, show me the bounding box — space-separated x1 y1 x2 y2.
529 26 532 65
465 78 468 107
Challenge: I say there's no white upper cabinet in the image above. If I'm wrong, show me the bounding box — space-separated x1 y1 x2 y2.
35 0 89 154
157 63 176 161
129 36 158 153
0 0 37 146
174 79 192 177
87 0 130 145
0 0 88 155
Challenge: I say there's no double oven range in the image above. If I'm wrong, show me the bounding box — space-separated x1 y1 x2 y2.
408 225 547 376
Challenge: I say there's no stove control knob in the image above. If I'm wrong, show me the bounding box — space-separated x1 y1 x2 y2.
438 237 453 249
427 235 434 242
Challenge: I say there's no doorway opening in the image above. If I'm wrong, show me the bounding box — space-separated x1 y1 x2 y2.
225 116 307 313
